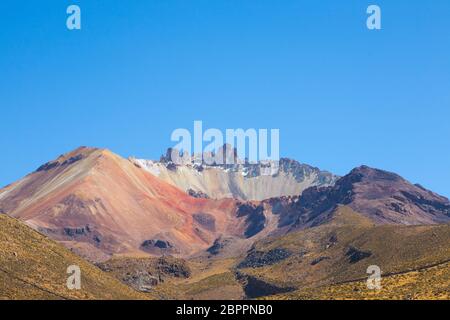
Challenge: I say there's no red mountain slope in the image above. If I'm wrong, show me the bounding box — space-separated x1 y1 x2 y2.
0 147 248 260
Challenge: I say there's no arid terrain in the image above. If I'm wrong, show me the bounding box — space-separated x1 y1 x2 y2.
0 214 148 300
0 146 449 300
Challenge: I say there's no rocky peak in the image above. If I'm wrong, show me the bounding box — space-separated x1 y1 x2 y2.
347 165 404 183
157 146 338 183
35 146 101 173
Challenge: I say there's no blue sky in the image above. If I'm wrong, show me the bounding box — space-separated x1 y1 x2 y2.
1 0 449 197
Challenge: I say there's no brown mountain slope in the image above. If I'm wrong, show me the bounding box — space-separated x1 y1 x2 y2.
0 214 148 300
266 260 450 300
119 207 449 300
232 206 450 298
264 166 450 233
0 147 251 260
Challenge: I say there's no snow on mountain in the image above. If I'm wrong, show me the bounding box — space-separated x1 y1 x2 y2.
129 147 338 201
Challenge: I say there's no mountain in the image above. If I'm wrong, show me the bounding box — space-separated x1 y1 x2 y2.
262 165 450 232
0 147 254 260
130 146 338 201
0 214 147 299
0 146 339 261
1 146 450 300
1 147 449 262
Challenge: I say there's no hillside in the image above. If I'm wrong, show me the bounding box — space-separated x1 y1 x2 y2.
267 261 450 300
0 214 148 300
115 207 450 300
231 206 450 298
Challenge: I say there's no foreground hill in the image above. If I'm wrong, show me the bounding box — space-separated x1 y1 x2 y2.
111 207 449 300
267 260 450 300
231 206 450 298
0 214 147 300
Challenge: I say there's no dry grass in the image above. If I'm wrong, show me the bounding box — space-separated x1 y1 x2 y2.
0 214 149 300
266 261 450 300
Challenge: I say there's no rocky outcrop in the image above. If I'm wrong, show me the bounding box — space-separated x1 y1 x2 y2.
188 189 210 199
97 256 191 292
279 158 337 184
36 154 84 172
155 256 191 278
235 272 296 299
237 248 292 268
236 203 266 238
38 224 104 247
345 246 372 264
207 237 234 255
311 256 331 266
140 239 178 254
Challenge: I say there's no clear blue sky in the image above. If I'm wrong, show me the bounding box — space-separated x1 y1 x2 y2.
1 1 449 197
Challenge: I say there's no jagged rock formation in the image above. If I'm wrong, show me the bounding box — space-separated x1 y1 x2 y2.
130 146 338 201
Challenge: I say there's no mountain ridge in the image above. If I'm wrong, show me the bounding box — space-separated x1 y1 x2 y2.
1 146 449 262
129 146 338 201
1 146 450 299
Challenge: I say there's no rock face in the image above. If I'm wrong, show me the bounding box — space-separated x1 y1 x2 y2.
141 239 178 255
345 246 372 264
235 271 296 299
130 147 338 201
97 256 191 292
236 202 266 238
207 236 234 255
310 256 331 266
188 189 210 199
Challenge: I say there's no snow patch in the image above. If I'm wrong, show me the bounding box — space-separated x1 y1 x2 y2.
130 158 161 176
